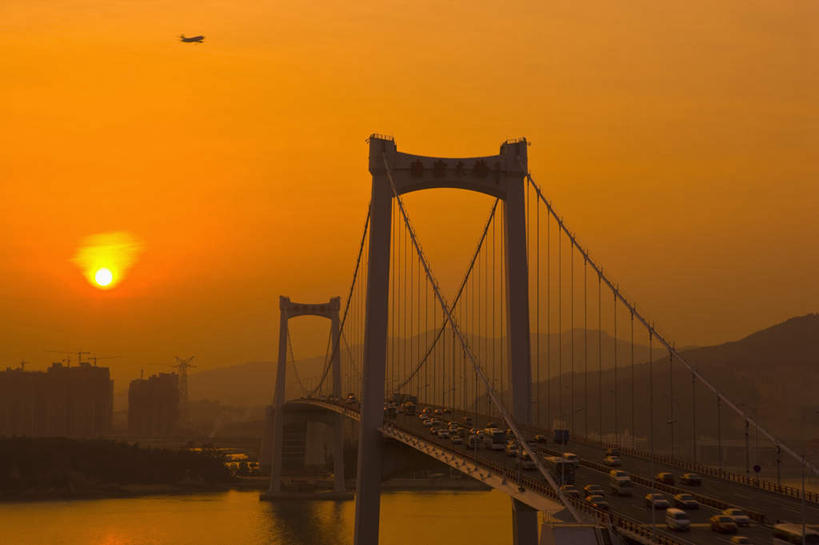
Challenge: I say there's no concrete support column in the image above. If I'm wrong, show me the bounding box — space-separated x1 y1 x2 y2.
353 170 393 545
268 299 289 494
501 143 536 544
502 150 532 426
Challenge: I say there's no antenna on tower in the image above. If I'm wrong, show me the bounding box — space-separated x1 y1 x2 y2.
172 355 196 425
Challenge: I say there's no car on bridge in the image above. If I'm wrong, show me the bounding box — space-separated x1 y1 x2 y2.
673 493 699 509
584 494 609 510
505 440 519 457
345 393 357 404
562 452 580 466
518 450 536 469
545 456 576 485
609 470 633 496
655 472 675 485
534 434 548 444
645 493 670 509
680 472 702 485
450 432 463 445
729 537 751 544
466 433 481 449
559 484 581 498
436 429 450 439
710 515 738 534
665 508 691 531
483 428 506 450
605 447 620 456
722 508 750 527
583 484 605 496
603 455 621 466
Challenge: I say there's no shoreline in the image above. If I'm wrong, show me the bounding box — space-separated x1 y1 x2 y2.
0 477 490 504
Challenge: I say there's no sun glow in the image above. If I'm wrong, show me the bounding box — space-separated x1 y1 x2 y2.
73 231 142 290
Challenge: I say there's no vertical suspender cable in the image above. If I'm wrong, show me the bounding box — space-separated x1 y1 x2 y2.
669 349 674 457
598 271 603 444
584 258 588 438
546 207 551 428
493 211 498 409
570 243 575 435
717 395 723 473
536 194 541 426
558 224 563 426
692 371 697 461
613 291 618 447
631 310 636 448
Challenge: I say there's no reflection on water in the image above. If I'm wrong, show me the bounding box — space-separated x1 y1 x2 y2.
0 490 512 545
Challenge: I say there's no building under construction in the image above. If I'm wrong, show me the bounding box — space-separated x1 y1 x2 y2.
0 362 113 437
128 372 179 436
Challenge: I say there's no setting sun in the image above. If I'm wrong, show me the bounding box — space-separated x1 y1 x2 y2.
94 267 114 287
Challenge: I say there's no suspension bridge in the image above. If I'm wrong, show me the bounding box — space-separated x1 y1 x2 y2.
263 135 819 545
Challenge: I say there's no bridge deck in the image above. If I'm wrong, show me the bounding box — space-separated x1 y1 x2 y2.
290 398 819 545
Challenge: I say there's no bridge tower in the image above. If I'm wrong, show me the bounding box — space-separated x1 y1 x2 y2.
266 296 345 495
356 136 536 545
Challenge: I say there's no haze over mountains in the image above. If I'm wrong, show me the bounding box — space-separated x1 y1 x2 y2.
178 314 818 442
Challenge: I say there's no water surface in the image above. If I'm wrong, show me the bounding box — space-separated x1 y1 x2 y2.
0 490 512 545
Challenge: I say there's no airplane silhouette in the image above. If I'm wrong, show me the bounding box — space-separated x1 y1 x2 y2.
179 34 205 43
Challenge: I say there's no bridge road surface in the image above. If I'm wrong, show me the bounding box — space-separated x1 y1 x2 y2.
432 403 819 528
388 406 772 545
556 436 819 526
297 398 816 544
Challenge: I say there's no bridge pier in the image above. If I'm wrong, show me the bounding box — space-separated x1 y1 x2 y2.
512 497 539 544
268 303 289 494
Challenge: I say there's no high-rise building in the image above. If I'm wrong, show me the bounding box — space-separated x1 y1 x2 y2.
0 362 113 437
128 373 179 436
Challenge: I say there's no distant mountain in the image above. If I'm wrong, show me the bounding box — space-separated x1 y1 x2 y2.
526 313 819 444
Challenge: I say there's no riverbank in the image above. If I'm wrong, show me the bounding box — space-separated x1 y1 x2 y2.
0 437 235 503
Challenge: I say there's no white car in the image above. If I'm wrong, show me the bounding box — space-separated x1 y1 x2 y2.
722 508 750 527
665 508 691 531
645 493 670 509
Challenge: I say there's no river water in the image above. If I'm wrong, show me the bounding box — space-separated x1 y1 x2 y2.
0 490 512 545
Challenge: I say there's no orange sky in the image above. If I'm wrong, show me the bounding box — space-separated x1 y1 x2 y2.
0 0 817 387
